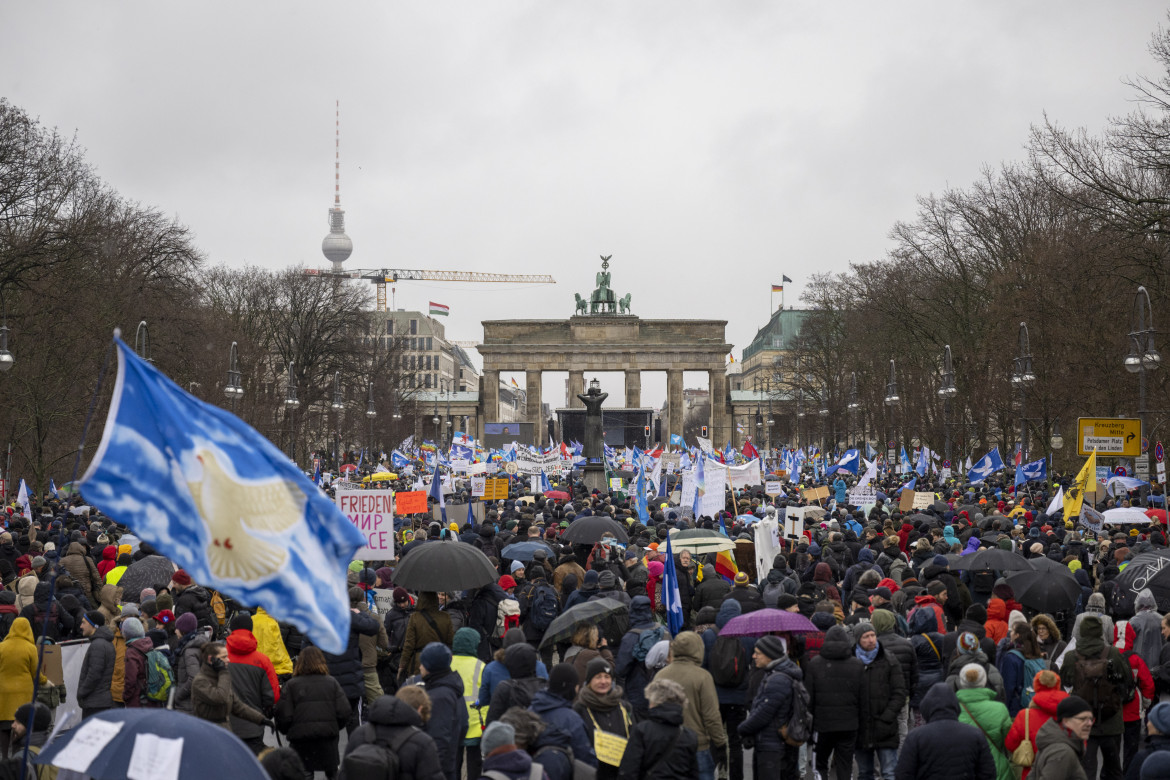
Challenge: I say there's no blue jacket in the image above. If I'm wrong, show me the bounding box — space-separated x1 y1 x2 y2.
528 690 597 768
615 596 657 717
834 479 847 503
738 655 802 753
476 657 549 706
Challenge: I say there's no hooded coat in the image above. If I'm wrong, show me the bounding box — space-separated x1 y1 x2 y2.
1128 588 1164 671
61 542 101 603
614 596 657 718
173 629 210 712
616 700 699 780
529 689 597 769
654 631 727 751
226 629 279 740
1114 620 1155 723
859 640 907 749
1003 671 1067 780
485 642 547 725
1058 615 1130 737
894 683 995 780
76 625 116 710
304 609 381 702
342 694 444 780
805 624 865 732
1028 717 1088 780
955 685 1014 780
274 670 349 741
423 668 469 780
984 599 1010 644
691 566 731 615
737 654 802 754
400 592 454 679
701 599 753 706
0 618 40 721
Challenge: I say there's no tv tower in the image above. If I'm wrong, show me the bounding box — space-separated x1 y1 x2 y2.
321 100 353 271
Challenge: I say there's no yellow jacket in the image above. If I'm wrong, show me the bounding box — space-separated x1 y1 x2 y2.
253 608 293 676
0 618 45 721
105 565 128 586
451 654 486 740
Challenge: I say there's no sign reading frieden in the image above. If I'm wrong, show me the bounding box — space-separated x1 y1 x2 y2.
335 488 395 559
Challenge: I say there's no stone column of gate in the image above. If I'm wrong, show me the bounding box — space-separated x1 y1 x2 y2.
624 369 641 408
666 369 684 442
709 369 728 446
526 370 543 446
482 370 500 426
568 371 585 408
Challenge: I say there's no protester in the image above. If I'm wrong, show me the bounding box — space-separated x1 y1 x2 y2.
654 631 726 780
574 658 634 780
340 689 445 780
955 663 1014 780
854 621 907 780
274 646 350 779
1029 695 1094 780
1003 669 1068 780
805 623 864 780
617 678 699 780
737 634 800 780
191 641 269 731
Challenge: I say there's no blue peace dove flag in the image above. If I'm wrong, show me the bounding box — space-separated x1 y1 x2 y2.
429 460 447 525
967 447 1005 484
662 532 685 636
832 449 860 475
669 433 684 447
634 462 651 526
1015 456 1047 487
78 337 365 654
391 450 410 469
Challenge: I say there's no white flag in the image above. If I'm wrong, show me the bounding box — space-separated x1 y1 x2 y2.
16 479 31 521
1046 486 1064 516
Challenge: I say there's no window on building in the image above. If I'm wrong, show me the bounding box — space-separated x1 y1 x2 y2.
427 337 433 350
386 320 394 335
410 319 418 335
425 374 431 388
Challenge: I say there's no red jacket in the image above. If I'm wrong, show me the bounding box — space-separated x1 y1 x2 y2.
1004 681 1067 780
911 595 946 635
984 598 1010 644
1115 621 1155 722
96 546 117 579
226 629 280 703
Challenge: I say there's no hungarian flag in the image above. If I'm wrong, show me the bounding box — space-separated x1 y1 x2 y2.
429 301 449 316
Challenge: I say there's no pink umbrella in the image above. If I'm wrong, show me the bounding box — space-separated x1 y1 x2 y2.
718 608 819 636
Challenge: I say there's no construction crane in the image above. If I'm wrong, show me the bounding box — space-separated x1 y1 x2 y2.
304 267 555 311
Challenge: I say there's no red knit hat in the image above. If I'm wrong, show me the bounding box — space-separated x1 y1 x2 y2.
155 609 175 625
171 570 192 587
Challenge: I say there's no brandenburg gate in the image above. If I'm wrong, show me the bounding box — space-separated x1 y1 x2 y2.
476 257 733 445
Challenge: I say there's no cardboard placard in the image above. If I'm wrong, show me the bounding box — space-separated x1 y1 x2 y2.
336 488 395 559
802 485 829 502
764 480 783 496
394 490 428 515
912 492 934 510
42 644 63 686
470 476 486 497
899 490 917 511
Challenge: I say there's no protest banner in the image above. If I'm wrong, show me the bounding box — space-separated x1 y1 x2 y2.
764 480 783 496
471 476 486 497
336 487 395 559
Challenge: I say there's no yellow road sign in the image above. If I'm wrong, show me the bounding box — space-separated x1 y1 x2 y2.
1077 417 1141 457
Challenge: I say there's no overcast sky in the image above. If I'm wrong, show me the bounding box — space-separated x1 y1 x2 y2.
3 2 1166 411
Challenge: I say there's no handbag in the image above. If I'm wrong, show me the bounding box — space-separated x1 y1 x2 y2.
588 707 630 766
958 700 1011 761
1009 708 1034 768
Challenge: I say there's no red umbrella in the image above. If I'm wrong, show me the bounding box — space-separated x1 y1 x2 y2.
340 463 357 473
545 490 570 501
1146 508 1167 523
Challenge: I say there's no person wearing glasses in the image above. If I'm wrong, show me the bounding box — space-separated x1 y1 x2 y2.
1028 695 1094 780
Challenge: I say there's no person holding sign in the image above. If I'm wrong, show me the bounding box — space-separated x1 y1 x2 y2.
574 657 635 780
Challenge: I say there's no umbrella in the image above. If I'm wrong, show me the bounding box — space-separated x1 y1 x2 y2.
35 708 267 779
669 529 735 554
947 547 1032 572
545 490 570 501
804 506 827 518
117 555 178 598
391 541 499 591
1027 556 1076 576
1005 570 1082 613
561 516 629 544
1146 508 1168 523
931 501 949 514
539 598 629 648
1112 550 1170 613
501 541 555 562
1102 507 1153 525
718 608 820 636
340 463 357 472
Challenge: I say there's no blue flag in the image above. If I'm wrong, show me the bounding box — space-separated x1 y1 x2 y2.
466 498 476 528
832 449 860 475
692 454 706 517
669 433 684 447
312 461 321 486
391 450 409 469
968 447 1005 484
899 446 913 474
663 533 685 636
898 477 916 494
49 479 59 500
77 337 364 653
429 460 447 525
540 470 553 493
635 462 651 526
1015 456 1047 487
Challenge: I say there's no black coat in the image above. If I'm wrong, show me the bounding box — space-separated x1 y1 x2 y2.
343 694 445 780
691 577 730 616
616 701 699 780
304 609 380 701
76 626 115 710
858 643 906 749
486 643 547 725
228 660 276 741
895 683 995 780
274 674 350 741
804 625 864 732
737 656 802 753
877 630 918 697
174 585 216 629
422 669 468 780
726 586 766 614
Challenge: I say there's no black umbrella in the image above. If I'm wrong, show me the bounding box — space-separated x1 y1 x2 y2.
538 597 629 649
560 516 629 544
1112 550 1170 614
1027 556 1075 575
931 501 949 514
1005 570 1082 613
117 555 177 599
391 541 498 592
947 548 1032 572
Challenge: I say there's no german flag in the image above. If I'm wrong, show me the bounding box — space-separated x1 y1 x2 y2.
771 284 784 292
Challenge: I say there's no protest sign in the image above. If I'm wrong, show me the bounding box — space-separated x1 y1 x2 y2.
802 485 829 502
336 488 395 559
912 492 934 510
471 476 486 497
394 490 427 515
764 480 783 496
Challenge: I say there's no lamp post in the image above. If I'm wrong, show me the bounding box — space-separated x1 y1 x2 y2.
366 380 377 462
795 388 805 449
1126 285 1161 476
848 372 860 453
284 362 300 462
223 341 243 412
1012 323 1036 461
0 296 13 372
818 383 829 457
1050 418 1063 465
884 359 900 466
939 345 958 469
134 320 152 363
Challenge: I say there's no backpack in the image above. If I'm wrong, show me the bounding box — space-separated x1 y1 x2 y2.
209 590 227 628
1071 646 1125 720
709 635 749 687
780 678 814 746
532 742 595 780
970 570 996 594
340 725 420 780
529 584 559 632
632 625 666 663
1009 650 1049 707
495 598 521 639
144 648 174 702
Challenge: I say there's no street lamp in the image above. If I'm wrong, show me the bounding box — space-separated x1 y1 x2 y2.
939 345 957 467
848 372 860 452
331 371 345 411
284 362 299 463
0 297 13 372
366 380 376 465
1050 419 1063 450
224 341 243 411
884 359 900 460
134 320 152 363
1127 286 1161 473
818 383 829 456
1012 322 1035 460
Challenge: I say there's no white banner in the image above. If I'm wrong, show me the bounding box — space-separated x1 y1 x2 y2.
450 458 469 474
471 476 486 497
754 519 781 585
679 469 697 508
728 459 762 489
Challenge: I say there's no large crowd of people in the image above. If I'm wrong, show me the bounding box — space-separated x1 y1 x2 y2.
3 464 1170 780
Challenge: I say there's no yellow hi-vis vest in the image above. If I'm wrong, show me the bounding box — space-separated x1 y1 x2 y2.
451 654 487 740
